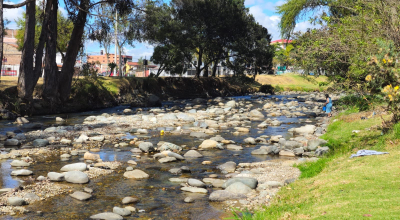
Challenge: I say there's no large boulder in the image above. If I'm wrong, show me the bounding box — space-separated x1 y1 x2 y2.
7 197 26 206
60 163 87 172
244 137 256 145
64 171 89 184
225 100 237 108
222 177 258 189
293 125 316 135
48 172 65 181
249 109 264 118
146 94 162 107
4 139 20 147
123 169 149 179
139 142 155 153
199 140 218 149
11 169 33 176
10 160 30 167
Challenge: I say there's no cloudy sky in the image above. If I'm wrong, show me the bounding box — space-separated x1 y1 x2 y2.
4 0 314 62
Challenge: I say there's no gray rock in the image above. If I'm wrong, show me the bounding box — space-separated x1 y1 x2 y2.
169 178 188 183
4 139 20 147
284 178 296 185
192 98 207 104
184 150 203 158
225 182 252 194
187 178 206 188
244 137 256 145
181 187 208 193
7 197 26 206
158 157 177 163
226 145 243 151
184 197 195 203
162 114 178 120
209 190 246 201
225 100 237 108
146 94 162 107
60 163 87 172
89 136 105 142
32 139 49 147
167 152 184 160
315 146 330 156
14 134 26 140
249 109 264 118
0 134 7 141
177 113 195 122
11 169 33 176
217 161 236 173
37 176 46 181
158 142 182 151
199 139 218 149
285 141 302 150
210 135 225 142
89 212 123 220
169 168 182 175
222 177 258 189
189 132 209 138
113 207 131 216
293 147 304 156
70 191 92 201
265 181 283 188
0 188 13 194
122 197 139 204
10 160 30 167
138 142 154 153
64 171 89 184
307 139 328 151
48 172 65 181
123 170 149 179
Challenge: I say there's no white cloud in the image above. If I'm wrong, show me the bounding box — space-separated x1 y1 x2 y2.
4 4 24 29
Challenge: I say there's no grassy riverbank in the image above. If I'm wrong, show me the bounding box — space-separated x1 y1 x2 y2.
255 74 329 92
242 106 400 219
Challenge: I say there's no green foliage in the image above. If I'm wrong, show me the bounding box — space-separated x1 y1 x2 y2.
318 81 329 87
258 84 275 94
274 85 284 92
335 94 384 112
108 62 117 75
295 158 331 179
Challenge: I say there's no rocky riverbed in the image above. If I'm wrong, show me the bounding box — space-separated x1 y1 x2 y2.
0 91 339 219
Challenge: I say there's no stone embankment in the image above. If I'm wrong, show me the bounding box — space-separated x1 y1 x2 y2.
0 91 340 218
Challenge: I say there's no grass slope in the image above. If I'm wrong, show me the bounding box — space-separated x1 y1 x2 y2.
245 111 400 219
256 74 328 92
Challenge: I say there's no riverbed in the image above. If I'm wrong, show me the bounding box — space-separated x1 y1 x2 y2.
0 92 330 219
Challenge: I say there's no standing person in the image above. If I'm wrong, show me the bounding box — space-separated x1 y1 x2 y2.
324 94 333 117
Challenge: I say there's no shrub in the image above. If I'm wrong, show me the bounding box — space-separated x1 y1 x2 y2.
259 84 275 94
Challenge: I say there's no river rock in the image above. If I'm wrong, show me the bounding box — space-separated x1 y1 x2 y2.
210 135 225 142
56 117 65 122
65 171 89 184
265 181 284 188
10 160 30 167
236 127 250 132
146 94 161 107
177 113 195 122
76 134 89 143
184 150 203 158
293 147 304 155
184 197 195 203
32 139 49 147
187 179 206 188
24 193 40 201
199 140 218 149
159 157 177 163
84 152 100 160
294 125 316 135
60 163 87 172
158 142 182 151
307 139 328 151
48 172 65 181
123 170 149 179
189 132 209 138
60 138 72 144
209 190 246 201
11 169 33 176
249 109 264 118
181 187 208 193
0 134 7 141
113 207 131 216
279 150 295 157
70 191 92 201
222 177 258 189
285 141 302 150
169 178 188 183
169 168 182 175
90 212 123 220
4 139 20 147
139 142 154 153
315 146 330 156
89 136 105 142
226 144 243 151
225 182 252 194
217 161 236 173
244 137 256 145
162 114 178 120
225 100 237 108
167 152 184 160
7 197 26 206
122 197 139 204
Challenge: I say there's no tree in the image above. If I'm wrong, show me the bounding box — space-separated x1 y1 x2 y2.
151 44 186 77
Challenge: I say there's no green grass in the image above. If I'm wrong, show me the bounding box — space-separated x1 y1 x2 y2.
256 73 329 92
236 109 400 219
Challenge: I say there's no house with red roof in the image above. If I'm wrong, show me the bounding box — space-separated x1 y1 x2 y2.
270 39 293 50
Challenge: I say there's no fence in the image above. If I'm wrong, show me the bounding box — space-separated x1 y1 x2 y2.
1 70 17 76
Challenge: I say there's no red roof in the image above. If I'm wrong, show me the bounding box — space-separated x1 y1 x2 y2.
127 62 139 66
271 39 292 44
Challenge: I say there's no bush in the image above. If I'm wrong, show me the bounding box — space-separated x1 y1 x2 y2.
274 85 284 92
318 81 329 87
335 94 384 112
259 84 275 94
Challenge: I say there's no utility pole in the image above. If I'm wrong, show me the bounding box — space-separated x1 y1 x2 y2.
114 11 118 76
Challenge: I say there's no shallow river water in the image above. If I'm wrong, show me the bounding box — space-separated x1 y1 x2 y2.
0 94 315 219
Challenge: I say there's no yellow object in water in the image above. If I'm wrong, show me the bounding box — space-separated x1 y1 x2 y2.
160 130 164 135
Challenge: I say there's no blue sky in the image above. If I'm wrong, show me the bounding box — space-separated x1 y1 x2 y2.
4 0 314 62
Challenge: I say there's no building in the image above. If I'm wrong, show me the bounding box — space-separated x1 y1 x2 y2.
87 52 132 73
270 39 293 50
2 29 21 76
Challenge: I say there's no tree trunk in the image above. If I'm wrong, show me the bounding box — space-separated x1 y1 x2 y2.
17 0 36 100
211 61 218 77
105 47 109 72
0 0 3 83
58 0 89 101
117 44 122 76
42 0 58 102
203 65 209 77
195 50 202 78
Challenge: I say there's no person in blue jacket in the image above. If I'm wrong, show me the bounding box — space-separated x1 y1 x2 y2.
324 94 333 117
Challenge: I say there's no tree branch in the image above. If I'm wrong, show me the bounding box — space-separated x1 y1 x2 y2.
4 0 35 8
